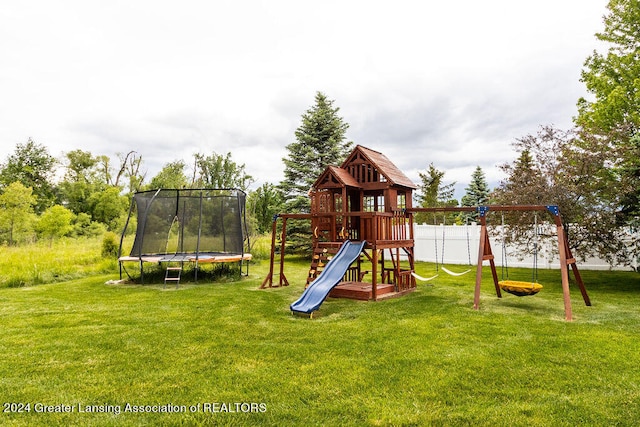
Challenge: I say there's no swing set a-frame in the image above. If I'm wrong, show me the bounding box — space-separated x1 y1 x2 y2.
410 204 591 321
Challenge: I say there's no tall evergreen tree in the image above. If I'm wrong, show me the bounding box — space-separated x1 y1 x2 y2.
493 149 546 205
460 166 490 222
278 92 352 253
280 92 352 213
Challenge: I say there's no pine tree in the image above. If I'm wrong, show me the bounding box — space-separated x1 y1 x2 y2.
278 92 352 253
280 92 352 213
460 166 490 222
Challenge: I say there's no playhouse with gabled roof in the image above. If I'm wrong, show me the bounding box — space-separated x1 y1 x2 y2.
262 144 420 303
310 145 416 239
306 145 418 300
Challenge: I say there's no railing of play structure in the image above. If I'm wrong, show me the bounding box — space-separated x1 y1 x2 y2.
312 210 412 244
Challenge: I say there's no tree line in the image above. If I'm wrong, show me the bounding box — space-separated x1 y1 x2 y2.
0 1 638 268
0 142 255 246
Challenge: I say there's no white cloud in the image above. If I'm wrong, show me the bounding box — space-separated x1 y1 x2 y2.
0 0 608 198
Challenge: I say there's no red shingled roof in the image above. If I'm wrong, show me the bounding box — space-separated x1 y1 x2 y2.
342 145 417 189
313 165 360 189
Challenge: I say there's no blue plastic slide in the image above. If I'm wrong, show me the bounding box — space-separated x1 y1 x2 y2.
290 240 366 315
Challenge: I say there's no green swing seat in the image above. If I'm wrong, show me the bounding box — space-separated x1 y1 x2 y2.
498 280 543 297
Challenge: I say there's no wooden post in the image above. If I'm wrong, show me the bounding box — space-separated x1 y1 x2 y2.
552 208 591 320
556 220 573 321
278 217 289 287
482 227 501 298
408 210 416 288
371 247 378 301
260 215 278 288
474 213 487 310
564 233 592 306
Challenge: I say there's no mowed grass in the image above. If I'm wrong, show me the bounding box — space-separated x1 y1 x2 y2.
1 238 639 426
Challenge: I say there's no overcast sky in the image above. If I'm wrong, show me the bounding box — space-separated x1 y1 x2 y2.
0 1 609 197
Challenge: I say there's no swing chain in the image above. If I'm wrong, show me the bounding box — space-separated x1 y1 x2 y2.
433 214 439 272
501 213 508 280
532 212 539 284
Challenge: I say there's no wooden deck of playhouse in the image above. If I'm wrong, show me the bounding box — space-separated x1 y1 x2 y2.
309 237 417 301
329 281 408 300
261 211 419 302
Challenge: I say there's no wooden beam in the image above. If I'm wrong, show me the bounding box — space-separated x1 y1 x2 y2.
408 204 556 214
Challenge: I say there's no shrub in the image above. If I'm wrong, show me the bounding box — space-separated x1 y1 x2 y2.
101 232 120 258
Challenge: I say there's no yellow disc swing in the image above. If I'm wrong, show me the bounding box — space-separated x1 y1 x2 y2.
497 213 543 297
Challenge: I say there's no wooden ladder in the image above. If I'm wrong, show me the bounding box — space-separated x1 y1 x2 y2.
164 266 182 288
306 242 342 286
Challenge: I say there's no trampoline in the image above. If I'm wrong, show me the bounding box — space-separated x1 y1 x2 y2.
118 188 250 282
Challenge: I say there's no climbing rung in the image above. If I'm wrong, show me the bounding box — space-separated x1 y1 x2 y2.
164 266 182 288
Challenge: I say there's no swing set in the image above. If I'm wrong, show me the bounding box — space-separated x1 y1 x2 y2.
411 214 473 282
409 205 591 321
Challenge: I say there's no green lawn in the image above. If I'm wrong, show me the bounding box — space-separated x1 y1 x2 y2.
1 241 639 426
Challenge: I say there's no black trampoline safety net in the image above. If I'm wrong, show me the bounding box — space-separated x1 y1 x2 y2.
125 188 248 258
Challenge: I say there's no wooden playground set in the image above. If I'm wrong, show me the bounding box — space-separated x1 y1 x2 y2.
261 145 591 320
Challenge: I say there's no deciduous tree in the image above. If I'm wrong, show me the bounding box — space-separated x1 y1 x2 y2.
58 150 107 215
192 152 253 191
146 160 189 190
0 138 57 213
0 182 37 245
493 126 626 264
88 187 129 232
247 183 283 235
576 0 640 223
36 205 74 245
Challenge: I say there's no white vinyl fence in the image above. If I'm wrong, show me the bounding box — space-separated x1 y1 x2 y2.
413 223 638 271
